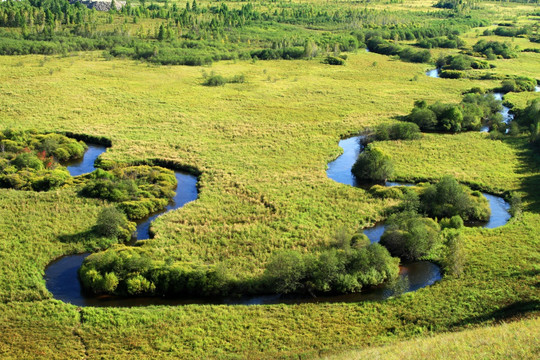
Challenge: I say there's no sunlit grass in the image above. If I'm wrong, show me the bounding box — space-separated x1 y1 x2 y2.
0 1 539 357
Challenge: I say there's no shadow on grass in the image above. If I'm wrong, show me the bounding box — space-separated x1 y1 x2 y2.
58 229 95 244
451 300 540 327
58 228 120 251
501 135 540 213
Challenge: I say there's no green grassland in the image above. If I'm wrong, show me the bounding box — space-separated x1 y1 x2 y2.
0 0 540 358
327 316 540 360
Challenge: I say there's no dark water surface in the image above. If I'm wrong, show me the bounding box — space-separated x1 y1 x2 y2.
64 145 108 176
134 172 198 241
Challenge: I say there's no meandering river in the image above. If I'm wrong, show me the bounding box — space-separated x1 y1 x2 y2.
46 68 515 306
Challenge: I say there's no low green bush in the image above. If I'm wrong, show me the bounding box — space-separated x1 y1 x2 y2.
352 145 394 183
322 56 345 65
80 165 176 220
380 211 441 261
372 122 421 141
419 175 490 222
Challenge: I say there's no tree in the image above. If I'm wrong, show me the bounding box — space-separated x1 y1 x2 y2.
264 251 307 294
157 24 165 41
380 211 440 260
408 107 437 130
352 145 394 183
94 206 134 241
442 230 465 277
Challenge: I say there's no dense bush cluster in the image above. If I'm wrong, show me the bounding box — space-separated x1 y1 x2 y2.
94 207 136 243
322 55 345 65
366 37 431 63
370 177 490 223
405 93 503 133
515 98 540 147
498 78 537 93
436 54 491 71
264 244 399 294
80 245 226 296
433 0 478 11
370 122 421 141
0 130 86 191
420 176 490 222
79 241 400 297
79 166 177 220
484 25 531 38
351 145 394 183
202 72 246 87
370 177 488 263
472 40 518 59
380 211 441 261
417 35 464 49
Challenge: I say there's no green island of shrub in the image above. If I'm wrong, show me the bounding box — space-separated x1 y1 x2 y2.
405 93 504 133
352 145 395 183
0 129 86 191
79 165 177 220
79 238 400 297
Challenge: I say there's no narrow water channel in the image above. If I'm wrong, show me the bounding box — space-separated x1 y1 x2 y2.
426 68 522 133
45 144 199 306
325 132 511 296
46 73 515 307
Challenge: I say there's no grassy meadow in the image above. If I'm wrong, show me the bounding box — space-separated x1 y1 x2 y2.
327 316 540 360
0 0 539 358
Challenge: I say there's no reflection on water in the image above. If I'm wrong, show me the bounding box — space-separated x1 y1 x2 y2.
426 69 440 78
327 136 364 186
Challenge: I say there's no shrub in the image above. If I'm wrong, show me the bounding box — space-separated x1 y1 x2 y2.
439 70 464 79
80 241 400 297
350 233 371 249
366 36 431 63
420 175 490 222
322 55 345 65
203 74 227 87
264 250 307 294
515 98 540 129
439 215 464 230
372 122 421 141
500 78 536 93
405 94 502 133
94 206 135 241
408 108 438 130
380 211 441 261
80 165 177 220
441 230 465 277
369 184 404 199
473 40 517 59
12 153 44 170
352 145 394 183
508 192 523 218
